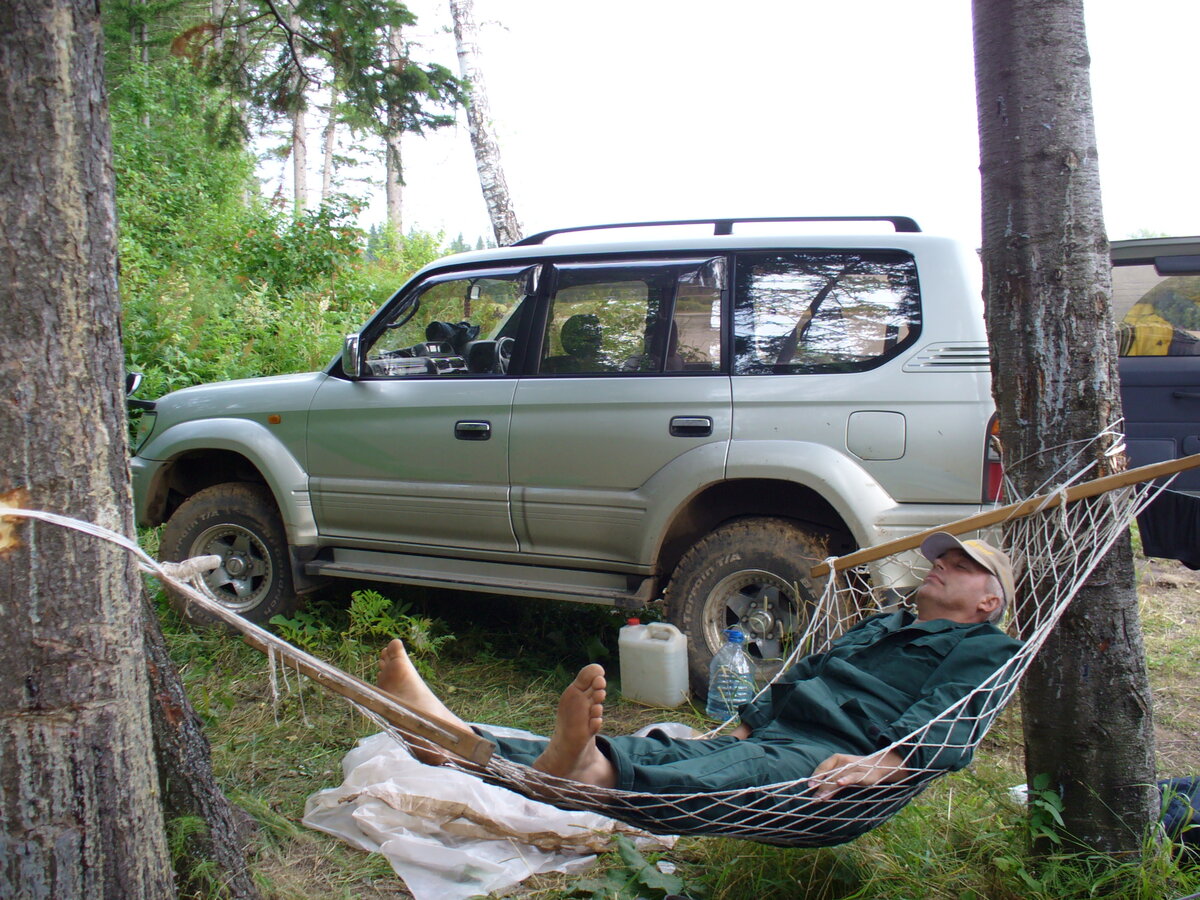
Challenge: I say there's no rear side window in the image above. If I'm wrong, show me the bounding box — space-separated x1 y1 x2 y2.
1114 263 1200 357
732 251 920 374
537 258 723 375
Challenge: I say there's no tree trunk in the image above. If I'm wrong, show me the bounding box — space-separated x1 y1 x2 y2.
290 12 307 212
450 0 522 245
320 85 338 202
292 105 308 212
0 1 173 895
973 0 1157 854
385 127 404 239
384 25 405 244
143 595 260 898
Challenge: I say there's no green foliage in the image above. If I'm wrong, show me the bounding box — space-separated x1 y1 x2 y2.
175 0 464 140
104 18 458 406
114 106 445 399
270 588 452 678
1140 278 1200 331
1027 772 1066 848
569 835 686 899
165 814 224 898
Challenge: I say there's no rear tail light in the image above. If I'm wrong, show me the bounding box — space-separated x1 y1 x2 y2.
983 414 1004 503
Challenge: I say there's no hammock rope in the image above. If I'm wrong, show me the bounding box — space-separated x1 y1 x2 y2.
5 447 1199 847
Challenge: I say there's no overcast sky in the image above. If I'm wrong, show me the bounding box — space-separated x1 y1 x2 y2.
329 0 1199 246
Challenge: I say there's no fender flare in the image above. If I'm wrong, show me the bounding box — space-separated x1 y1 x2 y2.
720 439 897 552
139 418 318 546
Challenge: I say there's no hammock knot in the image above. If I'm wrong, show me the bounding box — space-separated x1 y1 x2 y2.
158 554 222 581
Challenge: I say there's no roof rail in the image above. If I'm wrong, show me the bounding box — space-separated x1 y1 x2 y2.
511 216 922 246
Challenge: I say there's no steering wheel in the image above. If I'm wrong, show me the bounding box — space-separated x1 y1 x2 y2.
494 336 515 374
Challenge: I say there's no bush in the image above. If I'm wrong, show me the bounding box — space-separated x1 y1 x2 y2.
111 61 450 399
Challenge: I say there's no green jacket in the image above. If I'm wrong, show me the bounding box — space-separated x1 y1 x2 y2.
739 611 1023 772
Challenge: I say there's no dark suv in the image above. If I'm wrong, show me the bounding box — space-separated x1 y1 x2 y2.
1113 236 1200 567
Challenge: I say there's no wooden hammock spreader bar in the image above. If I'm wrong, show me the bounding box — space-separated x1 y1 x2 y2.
810 452 1200 578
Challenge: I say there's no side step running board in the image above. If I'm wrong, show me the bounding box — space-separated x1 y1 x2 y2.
307 558 655 609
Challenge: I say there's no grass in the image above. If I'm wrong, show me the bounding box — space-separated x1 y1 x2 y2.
157 557 1200 899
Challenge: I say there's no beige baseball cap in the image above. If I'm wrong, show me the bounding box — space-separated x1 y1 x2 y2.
919 532 1015 608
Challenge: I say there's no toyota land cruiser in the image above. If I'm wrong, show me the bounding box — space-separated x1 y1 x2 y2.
130 217 1002 693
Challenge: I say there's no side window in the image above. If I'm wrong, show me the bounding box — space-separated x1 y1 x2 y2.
1114 264 1200 357
363 267 531 377
538 259 724 375
670 263 723 372
732 251 920 375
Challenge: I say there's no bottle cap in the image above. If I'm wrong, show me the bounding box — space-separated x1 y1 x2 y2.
724 627 746 643
626 617 640 626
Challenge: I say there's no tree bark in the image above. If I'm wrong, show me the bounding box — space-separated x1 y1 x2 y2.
292 107 308 211
143 595 260 898
320 85 338 202
384 25 405 242
385 127 404 239
973 0 1157 854
0 1 174 895
289 11 308 212
450 0 522 245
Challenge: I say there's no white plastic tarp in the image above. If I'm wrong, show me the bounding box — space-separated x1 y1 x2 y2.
303 730 675 900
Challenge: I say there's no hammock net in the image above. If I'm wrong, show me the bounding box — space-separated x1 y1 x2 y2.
437 446 1182 847
7 439 1198 848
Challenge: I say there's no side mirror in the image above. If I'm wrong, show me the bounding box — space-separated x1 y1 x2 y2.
342 334 362 379
125 371 154 411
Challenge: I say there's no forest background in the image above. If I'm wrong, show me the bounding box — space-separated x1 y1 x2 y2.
111 0 480 404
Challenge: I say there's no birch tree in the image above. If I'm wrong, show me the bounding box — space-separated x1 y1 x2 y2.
384 23 407 235
0 1 173 894
450 0 522 245
320 84 339 201
973 0 1157 853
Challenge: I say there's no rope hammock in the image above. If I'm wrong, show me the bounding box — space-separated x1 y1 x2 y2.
6 445 1200 849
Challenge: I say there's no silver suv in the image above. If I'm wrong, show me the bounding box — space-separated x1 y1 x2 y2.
131 217 1000 692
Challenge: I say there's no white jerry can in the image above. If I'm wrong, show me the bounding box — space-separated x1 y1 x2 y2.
618 620 690 708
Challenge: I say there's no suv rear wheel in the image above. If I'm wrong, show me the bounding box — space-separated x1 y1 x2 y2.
159 482 297 626
665 518 828 698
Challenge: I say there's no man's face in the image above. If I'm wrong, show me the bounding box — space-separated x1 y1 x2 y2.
914 548 1000 624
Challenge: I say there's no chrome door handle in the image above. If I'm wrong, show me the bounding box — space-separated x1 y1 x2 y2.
455 420 491 441
669 416 713 438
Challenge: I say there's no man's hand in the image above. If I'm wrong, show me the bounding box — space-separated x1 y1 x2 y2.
807 749 908 800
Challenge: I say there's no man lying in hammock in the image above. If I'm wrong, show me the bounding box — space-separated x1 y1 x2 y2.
377 532 1022 801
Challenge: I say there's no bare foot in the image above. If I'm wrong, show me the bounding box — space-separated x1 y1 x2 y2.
532 664 617 788
377 639 466 764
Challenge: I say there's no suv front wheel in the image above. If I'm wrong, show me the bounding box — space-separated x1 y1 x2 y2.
159 482 297 626
666 517 828 699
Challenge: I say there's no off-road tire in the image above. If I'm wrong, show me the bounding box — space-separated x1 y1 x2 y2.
160 482 298 626
665 517 828 699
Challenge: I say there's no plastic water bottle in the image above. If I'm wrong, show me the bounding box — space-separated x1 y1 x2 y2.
706 628 756 721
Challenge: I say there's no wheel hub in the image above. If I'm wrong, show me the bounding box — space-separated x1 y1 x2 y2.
745 606 779 639
702 568 807 666
188 523 273 613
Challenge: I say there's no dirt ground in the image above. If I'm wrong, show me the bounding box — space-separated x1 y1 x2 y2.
1138 555 1200 775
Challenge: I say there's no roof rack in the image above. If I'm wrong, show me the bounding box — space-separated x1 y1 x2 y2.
511 216 922 246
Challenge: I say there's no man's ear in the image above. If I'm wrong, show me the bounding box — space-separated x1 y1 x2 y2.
978 592 1001 618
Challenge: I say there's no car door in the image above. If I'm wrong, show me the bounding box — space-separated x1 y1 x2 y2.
508 257 732 565
306 265 534 553
1113 245 1200 493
